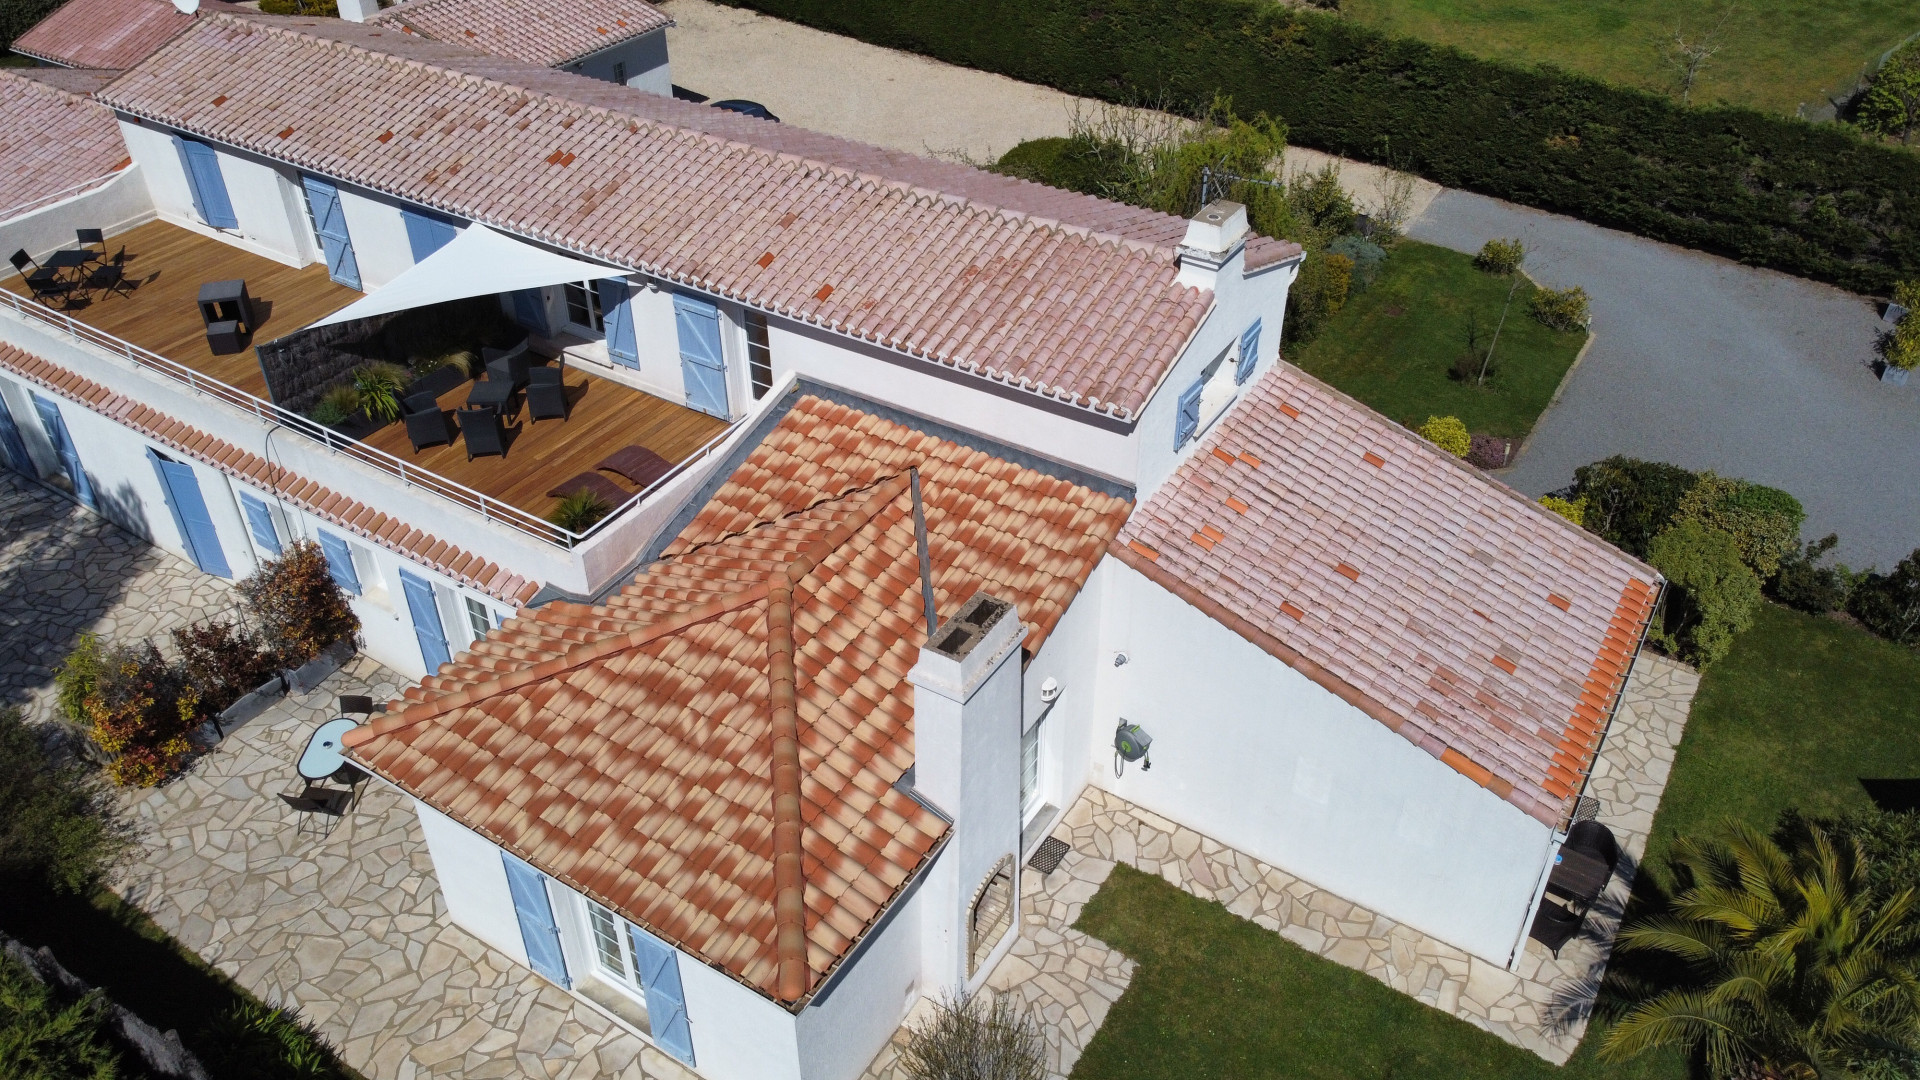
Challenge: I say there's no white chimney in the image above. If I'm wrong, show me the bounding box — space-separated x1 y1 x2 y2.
1177 199 1250 291
908 593 1026 993
336 0 381 21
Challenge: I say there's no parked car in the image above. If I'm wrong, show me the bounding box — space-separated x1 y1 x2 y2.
710 99 779 122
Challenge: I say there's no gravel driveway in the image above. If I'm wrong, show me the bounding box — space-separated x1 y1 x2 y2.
1409 193 1919 568
663 0 1918 568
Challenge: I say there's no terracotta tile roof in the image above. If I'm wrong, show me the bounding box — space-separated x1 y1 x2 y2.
99 12 1299 420
370 0 671 67
0 343 539 603
1112 365 1660 826
10 0 235 69
0 70 132 221
344 393 1131 1002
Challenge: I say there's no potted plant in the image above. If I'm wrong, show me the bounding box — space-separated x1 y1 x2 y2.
1877 281 1918 385
236 540 362 695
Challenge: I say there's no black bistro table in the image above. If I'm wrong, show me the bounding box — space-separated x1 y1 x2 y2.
42 249 94 277
465 378 515 414
1544 846 1612 910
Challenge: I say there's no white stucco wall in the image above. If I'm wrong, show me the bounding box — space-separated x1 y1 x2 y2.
334 185 414 291
0 167 155 267
1020 556 1112 838
414 801 529 968
564 28 671 95
797 882 926 1080
677 953 802 1080
1088 558 1555 964
117 118 315 268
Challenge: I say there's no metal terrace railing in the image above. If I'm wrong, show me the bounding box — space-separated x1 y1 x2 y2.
1 288 741 550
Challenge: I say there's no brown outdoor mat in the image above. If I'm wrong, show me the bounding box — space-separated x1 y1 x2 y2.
595 443 673 489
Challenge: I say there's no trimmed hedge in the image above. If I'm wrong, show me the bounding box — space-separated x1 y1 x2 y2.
719 0 1920 294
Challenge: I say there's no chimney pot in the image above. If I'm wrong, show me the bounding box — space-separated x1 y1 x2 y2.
336 0 381 21
1178 200 1250 290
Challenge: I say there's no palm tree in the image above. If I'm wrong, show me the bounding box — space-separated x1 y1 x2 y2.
1600 821 1920 1079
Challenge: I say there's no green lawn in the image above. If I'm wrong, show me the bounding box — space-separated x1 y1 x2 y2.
1340 0 1917 117
1291 241 1587 441
1068 605 1920 1079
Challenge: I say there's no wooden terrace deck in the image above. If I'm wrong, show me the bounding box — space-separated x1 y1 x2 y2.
7 220 730 522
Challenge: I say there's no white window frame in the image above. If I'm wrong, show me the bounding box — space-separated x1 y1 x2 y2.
563 281 606 336
587 900 642 993
464 596 491 643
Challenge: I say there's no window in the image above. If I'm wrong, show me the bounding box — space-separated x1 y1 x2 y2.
745 311 773 399
589 902 634 986
1020 720 1042 818
464 596 491 641
564 281 606 333
316 531 362 595
613 62 627 84
239 492 282 556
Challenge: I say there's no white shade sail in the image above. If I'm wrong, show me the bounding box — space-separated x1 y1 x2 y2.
306 224 626 329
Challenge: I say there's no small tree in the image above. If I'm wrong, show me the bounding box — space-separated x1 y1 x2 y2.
237 540 360 668
1856 41 1920 143
1671 472 1806 579
1851 547 1920 645
1878 281 1920 371
1571 456 1701 559
1473 238 1525 275
899 991 1044 1080
1648 522 1762 667
1662 6 1737 106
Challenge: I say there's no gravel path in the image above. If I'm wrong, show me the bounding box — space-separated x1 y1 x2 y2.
1408 192 1918 568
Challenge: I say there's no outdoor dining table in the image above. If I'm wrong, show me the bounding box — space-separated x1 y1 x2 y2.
466 379 515 413
41 249 94 279
297 717 361 782
1544 845 1612 908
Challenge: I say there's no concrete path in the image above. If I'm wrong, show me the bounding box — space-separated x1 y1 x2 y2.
664 0 1918 567
0 471 238 724
1408 192 1918 569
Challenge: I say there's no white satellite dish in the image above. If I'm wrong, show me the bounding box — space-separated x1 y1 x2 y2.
171 0 199 13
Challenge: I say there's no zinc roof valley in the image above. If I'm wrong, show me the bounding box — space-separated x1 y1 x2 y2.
344 392 1131 1002
1114 364 1660 826
97 11 1299 421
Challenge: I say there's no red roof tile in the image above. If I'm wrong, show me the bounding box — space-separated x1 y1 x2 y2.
0 70 131 221
371 0 671 67
0 343 537 604
1113 365 1660 825
99 12 1299 420
346 393 1130 1002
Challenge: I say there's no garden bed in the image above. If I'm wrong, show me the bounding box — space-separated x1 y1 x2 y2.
1290 241 1588 441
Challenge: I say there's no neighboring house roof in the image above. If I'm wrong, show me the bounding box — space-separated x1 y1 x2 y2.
10 0 235 69
10 67 124 95
371 0 672 68
344 391 1131 1002
0 70 131 223
0 344 541 604
99 12 1301 422
1112 365 1659 827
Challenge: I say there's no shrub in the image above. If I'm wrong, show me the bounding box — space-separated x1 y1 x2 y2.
1539 494 1587 526
257 0 338 14
1851 547 1920 645
237 540 360 668
1769 534 1859 614
0 708 135 894
1880 280 1920 371
0 954 122 1080
547 490 612 533
1570 456 1699 559
78 641 197 788
197 1001 348 1080
1325 234 1386 292
310 384 360 427
1466 432 1512 469
1417 415 1470 457
899 991 1043 1080
350 363 409 425
1647 521 1762 666
1473 238 1525 275
716 0 1920 294
170 620 277 717
1855 40 1920 144
1671 471 1806 579
1529 285 1591 331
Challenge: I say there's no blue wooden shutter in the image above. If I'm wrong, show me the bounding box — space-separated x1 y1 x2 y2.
0 394 33 476
628 924 695 1064
172 136 237 229
1236 319 1262 384
673 294 728 418
510 289 551 337
32 394 95 510
599 279 638 368
501 852 571 989
300 176 362 290
401 208 458 262
1174 378 1204 447
400 569 452 673
145 448 232 578
315 531 361 595
239 492 282 556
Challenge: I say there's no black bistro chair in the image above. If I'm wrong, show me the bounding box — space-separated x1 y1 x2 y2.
526 366 567 422
485 350 530 391
10 249 74 307
83 247 132 302
75 228 106 261
402 392 454 451
456 404 506 460
1529 899 1585 958
279 784 353 837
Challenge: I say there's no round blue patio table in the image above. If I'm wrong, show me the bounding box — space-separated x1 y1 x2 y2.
297 717 361 781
